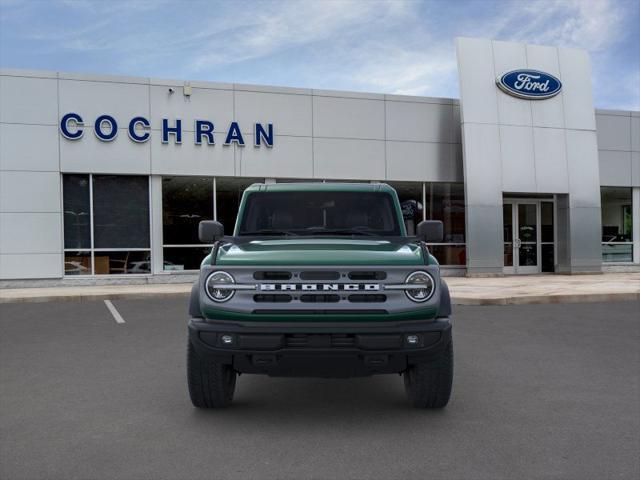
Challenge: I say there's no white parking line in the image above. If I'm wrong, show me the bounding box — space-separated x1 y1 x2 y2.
104 300 125 324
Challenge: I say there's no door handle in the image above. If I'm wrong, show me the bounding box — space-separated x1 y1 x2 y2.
515 238 522 248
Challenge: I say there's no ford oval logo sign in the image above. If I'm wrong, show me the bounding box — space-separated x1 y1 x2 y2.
496 69 562 100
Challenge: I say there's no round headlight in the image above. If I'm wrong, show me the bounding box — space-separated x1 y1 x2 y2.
205 271 235 302
405 271 435 302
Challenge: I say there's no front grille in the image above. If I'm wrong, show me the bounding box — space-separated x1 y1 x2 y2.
284 334 357 348
348 294 387 303
245 268 405 309
348 271 387 280
300 271 340 280
253 294 292 303
253 271 292 280
300 294 340 303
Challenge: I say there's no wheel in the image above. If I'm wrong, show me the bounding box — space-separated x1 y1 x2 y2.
404 341 453 408
187 341 237 408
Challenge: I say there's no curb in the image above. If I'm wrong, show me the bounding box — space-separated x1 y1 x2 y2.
1 290 638 305
451 292 640 306
0 291 191 304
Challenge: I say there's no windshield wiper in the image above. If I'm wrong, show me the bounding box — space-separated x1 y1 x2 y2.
239 229 298 236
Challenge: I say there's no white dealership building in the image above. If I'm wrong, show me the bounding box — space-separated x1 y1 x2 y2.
0 37 638 284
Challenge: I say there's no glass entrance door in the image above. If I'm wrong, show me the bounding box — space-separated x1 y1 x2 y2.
503 200 553 274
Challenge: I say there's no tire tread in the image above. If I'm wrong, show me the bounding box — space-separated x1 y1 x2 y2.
404 341 453 409
187 341 236 408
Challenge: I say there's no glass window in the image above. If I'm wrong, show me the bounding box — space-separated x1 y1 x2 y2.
64 251 91 276
541 202 554 272
238 191 401 236
216 177 263 235
94 251 151 275
387 182 423 236
601 187 633 262
163 247 212 271
162 177 213 245
93 175 150 249
161 177 214 271
429 183 466 243
503 204 513 267
62 174 151 275
63 175 91 249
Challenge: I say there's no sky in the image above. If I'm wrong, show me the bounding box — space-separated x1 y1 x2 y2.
1 0 638 110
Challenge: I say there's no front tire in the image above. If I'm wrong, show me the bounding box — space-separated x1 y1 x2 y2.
187 341 236 408
404 341 453 408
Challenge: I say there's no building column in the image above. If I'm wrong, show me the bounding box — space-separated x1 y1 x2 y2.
150 175 164 275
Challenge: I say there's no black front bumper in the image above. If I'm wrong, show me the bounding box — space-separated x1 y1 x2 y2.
188 317 452 378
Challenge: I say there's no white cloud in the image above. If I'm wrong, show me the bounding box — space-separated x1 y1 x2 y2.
1 0 637 108
188 0 413 72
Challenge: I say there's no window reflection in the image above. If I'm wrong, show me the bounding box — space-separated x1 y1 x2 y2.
601 187 633 263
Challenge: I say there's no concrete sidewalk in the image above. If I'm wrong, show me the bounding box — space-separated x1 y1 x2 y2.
1 273 638 305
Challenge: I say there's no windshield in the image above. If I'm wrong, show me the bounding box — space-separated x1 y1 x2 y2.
237 191 402 237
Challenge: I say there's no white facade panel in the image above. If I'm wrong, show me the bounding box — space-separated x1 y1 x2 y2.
59 79 150 126
452 106 461 143
0 253 63 279
499 125 536 193
632 151 640 186
0 124 59 172
0 171 60 212
313 96 385 140
235 91 312 137
0 212 62 254
150 133 235 176
238 135 312 178
632 116 640 152
596 114 632 151
599 150 633 186
313 138 385 180
492 40 531 127
461 123 502 205
558 48 596 131
386 141 460 182
455 38 499 125
525 44 564 129
385 101 453 143
533 127 568 193
149 86 234 132
60 129 151 174
0 75 58 125
565 130 601 207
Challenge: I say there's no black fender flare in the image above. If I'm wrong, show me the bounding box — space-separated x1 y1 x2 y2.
438 279 452 318
188 281 203 318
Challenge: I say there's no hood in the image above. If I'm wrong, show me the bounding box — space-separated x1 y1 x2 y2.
215 238 424 266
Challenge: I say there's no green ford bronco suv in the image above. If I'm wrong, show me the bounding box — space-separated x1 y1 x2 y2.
187 183 453 408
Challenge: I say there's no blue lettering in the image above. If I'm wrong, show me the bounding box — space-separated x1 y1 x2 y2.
128 116 150 143
224 121 245 146
162 119 182 144
195 120 214 145
60 113 84 140
94 115 118 142
255 123 273 147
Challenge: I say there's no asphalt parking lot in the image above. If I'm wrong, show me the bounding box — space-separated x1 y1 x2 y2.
0 299 638 480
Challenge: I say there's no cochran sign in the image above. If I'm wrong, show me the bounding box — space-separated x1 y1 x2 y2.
496 69 562 100
59 113 274 147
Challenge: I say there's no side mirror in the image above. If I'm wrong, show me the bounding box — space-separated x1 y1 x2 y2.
198 220 224 243
416 220 443 243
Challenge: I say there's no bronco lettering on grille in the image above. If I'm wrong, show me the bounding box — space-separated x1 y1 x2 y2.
260 283 380 291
